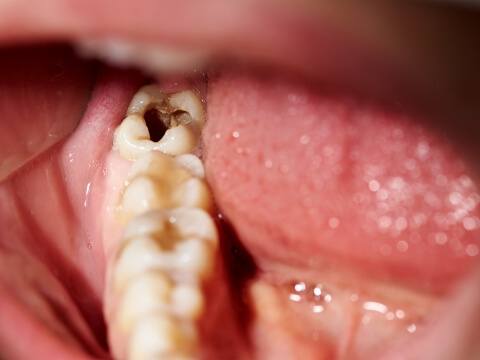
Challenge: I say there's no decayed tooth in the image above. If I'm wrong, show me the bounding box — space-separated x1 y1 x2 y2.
113 114 196 159
115 271 172 332
128 314 197 360
113 86 205 160
167 90 205 134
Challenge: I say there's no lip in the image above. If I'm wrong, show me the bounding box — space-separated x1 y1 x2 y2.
1 0 479 119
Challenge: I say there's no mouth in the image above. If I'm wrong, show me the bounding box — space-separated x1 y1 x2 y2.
0 1 480 359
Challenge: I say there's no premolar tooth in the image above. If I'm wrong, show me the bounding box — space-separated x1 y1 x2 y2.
113 86 205 160
114 115 196 159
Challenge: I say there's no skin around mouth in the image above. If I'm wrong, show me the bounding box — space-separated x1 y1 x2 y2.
0 20 479 360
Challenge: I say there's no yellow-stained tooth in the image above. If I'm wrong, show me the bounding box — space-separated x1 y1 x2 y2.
128 314 196 360
107 85 215 360
115 271 172 332
113 86 205 160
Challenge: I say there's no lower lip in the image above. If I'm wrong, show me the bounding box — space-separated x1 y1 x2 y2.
203 67 480 293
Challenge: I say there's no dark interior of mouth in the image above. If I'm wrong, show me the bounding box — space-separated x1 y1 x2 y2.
0 43 479 359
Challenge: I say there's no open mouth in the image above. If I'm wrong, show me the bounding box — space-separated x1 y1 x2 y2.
0 1 480 359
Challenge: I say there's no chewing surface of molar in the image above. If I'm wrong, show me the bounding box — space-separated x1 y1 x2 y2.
113 85 205 159
120 152 213 222
107 85 217 360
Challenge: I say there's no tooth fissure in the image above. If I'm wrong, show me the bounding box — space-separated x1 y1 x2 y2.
106 84 215 360
114 86 204 160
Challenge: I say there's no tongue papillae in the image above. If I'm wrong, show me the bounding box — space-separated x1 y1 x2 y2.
203 68 480 293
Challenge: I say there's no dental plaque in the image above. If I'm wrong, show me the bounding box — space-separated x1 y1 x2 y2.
106 85 216 360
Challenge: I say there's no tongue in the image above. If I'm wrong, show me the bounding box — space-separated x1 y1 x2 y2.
203 68 480 292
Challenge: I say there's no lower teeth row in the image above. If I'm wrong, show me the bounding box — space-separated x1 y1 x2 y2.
106 85 217 360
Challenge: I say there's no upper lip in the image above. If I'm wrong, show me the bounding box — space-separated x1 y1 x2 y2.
2 0 479 118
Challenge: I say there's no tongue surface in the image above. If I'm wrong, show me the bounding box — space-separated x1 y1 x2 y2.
203 68 480 292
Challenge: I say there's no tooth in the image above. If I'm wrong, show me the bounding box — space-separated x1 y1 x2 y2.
173 178 213 211
171 284 205 320
113 86 205 160
115 271 172 333
123 208 218 247
128 314 197 360
175 154 205 178
108 83 215 359
112 236 162 293
114 209 217 291
172 238 215 280
121 175 169 219
77 38 207 74
114 114 197 159
167 90 205 135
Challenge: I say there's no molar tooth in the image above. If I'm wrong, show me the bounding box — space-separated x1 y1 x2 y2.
115 271 172 332
113 237 162 293
123 209 218 248
127 85 166 115
128 314 196 360
167 90 205 134
113 86 205 160
171 284 205 320
121 176 168 219
173 178 213 211
173 238 215 280
175 154 205 179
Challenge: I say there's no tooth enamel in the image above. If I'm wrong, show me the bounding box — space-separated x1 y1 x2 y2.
175 154 205 178
115 271 172 332
171 284 205 320
108 84 215 360
123 208 218 247
77 38 207 74
113 86 205 160
174 178 213 211
128 314 197 360
121 176 169 218
172 238 215 280
113 237 163 293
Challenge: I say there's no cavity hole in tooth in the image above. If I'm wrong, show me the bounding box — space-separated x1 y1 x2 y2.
144 108 168 142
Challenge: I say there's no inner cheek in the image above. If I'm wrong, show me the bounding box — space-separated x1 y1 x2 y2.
0 46 93 181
